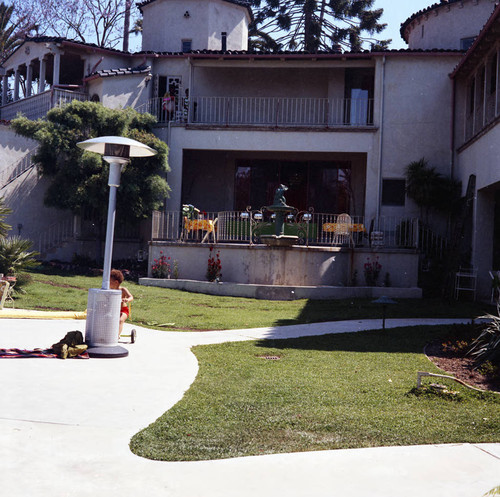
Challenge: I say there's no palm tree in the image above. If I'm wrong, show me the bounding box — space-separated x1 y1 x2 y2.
0 196 38 278
0 235 38 276
0 2 23 62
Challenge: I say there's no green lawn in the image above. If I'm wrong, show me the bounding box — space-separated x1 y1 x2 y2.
14 268 491 331
12 269 500 461
130 325 500 461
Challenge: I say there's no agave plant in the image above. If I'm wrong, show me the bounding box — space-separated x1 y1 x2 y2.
0 235 39 276
468 306 500 368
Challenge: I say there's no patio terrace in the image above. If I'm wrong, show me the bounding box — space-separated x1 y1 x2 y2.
145 210 447 299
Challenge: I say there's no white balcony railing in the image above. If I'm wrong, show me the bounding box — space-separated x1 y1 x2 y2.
138 96 374 127
0 88 88 121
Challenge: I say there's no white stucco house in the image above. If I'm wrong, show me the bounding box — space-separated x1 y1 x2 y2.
0 0 498 299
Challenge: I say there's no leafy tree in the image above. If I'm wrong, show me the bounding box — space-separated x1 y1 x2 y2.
11 101 170 257
249 0 390 52
11 0 139 49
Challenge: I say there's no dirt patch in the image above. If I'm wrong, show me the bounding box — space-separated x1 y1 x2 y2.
425 340 500 393
38 280 86 290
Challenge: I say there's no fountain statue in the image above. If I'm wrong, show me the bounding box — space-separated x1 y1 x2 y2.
261 184 298 247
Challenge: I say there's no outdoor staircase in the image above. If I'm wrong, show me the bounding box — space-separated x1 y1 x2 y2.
0 147 37 190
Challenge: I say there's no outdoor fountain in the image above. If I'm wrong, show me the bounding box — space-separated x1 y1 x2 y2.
260 184 298 247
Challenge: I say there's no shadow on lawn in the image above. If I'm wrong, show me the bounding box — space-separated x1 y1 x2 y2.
254 324 462 355
272 298 486 328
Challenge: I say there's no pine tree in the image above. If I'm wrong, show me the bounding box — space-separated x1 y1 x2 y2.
249 0 390 52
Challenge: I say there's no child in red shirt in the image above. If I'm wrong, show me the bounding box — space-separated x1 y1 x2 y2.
110 269 133 337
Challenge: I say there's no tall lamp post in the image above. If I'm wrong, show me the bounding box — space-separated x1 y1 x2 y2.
77 136 157 358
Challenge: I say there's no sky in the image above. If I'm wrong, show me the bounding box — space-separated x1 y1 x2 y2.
375 0 438 49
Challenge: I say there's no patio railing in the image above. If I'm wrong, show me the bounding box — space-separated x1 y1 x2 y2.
151 210 448 255
0 88 88 121
137 96 374 128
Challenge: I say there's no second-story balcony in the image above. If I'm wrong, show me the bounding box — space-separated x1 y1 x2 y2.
0 87 88 122
138 96 375 128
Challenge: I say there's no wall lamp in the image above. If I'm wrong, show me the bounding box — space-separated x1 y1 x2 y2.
184 11 190 18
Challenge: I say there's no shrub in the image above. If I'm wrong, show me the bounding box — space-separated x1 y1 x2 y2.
206 247 222 282
0 236 39 276
468 307 500 369
151 251 171 278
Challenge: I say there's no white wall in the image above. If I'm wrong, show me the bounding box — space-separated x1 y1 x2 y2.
378 55 461 220
404 0 497 50
192 65 332 98
0 124 36 169
96 73 151 110
149 242 420 288
141 0 249 53
456 125 500 191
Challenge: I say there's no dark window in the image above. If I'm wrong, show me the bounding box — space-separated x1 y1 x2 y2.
469 78 475 114
235 160 351 213
182 40 192 52
460 37 475 51
344 68 375 125
382 179 406 206
479 66 485 104
490 56 497 95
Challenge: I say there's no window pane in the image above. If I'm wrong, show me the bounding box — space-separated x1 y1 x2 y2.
382 179 406 206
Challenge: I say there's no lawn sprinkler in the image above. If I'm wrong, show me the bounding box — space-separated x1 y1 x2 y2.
372 295 397 330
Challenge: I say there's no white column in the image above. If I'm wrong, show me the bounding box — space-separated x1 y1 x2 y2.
52 52 61 87
38 57 46 93
14 68 20 101
26 62 33 97
1 75 8 105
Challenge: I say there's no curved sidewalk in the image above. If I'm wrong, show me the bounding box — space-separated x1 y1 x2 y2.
1 318 499 497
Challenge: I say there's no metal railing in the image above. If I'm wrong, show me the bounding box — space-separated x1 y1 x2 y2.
137 96 374 127
0 147 37 189
151 210 447 252
0 88 88 121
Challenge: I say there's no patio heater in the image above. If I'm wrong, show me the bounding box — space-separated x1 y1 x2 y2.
77 136 157 358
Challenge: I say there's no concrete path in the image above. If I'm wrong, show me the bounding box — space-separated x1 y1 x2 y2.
1 317 499 497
